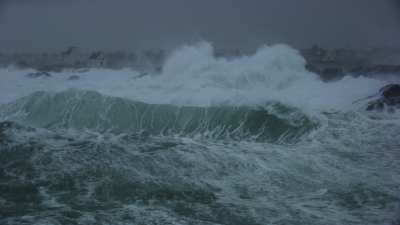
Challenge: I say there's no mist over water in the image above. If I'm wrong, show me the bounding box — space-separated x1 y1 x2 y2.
1 43 400 225
0 43 389 111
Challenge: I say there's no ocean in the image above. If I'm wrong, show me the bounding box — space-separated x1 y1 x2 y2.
1 42 399 225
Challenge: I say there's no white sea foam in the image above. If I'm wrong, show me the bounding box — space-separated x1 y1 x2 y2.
0 42 394 114
1 42 400 225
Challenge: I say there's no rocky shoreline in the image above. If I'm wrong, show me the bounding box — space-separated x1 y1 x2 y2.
301 46 400 80
1 46 400 80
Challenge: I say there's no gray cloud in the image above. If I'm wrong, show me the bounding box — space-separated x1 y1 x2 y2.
0 0 399 52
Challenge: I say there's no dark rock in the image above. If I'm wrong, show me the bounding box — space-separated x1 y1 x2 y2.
61 46 79 57
37 65 63 73
321 68 345 80
89 51 104 60
26 71 52 78
379 84 400 100
67 75 80 81
368 65 400 74
367 84 400 111
348 65 400 75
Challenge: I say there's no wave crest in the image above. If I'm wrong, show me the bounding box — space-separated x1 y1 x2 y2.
1 90 317 142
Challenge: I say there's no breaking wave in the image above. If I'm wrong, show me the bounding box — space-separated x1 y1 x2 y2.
0 42 387 113
0 90 316 143
1 42 400 225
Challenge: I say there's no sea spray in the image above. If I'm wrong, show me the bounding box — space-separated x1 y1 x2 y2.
1 43 400 225
0 42 387 113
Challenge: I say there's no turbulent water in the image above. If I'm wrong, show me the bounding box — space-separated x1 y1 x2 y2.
1 43 400 225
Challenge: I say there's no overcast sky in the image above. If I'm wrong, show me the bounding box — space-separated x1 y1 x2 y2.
0 0 399 52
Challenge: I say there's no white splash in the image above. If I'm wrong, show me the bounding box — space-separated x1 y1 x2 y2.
0 42 392 114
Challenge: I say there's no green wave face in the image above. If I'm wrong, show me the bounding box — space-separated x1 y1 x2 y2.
0 90 316 143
